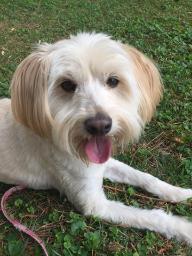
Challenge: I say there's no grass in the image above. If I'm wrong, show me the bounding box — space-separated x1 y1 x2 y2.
0 0 192 255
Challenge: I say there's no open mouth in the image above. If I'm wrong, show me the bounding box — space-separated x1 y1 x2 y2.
85 136 112 164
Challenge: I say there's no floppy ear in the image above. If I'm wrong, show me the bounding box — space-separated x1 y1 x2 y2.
123 45 163 124
11 49 53 137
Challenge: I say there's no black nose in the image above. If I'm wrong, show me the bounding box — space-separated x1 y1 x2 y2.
84 113 112 136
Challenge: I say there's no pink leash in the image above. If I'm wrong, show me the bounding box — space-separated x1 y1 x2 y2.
1 186 49 256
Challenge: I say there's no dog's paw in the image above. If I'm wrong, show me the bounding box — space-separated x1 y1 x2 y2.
170 188 192 203
180 219 192 245
168 214 192 245
161 188 192 203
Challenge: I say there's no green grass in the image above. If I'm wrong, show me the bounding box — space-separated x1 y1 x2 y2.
0 0 192 255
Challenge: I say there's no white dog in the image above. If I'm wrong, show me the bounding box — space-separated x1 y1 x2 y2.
0 33 192 244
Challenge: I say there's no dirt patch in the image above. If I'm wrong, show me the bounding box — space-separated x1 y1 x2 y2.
0 22 8 31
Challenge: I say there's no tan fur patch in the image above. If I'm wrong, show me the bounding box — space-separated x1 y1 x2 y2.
11 51 53 137
122 45 163 123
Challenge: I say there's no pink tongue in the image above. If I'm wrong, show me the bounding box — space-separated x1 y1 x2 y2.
85 136 112 164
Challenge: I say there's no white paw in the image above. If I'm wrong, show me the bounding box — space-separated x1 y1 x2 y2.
179 219 192 245
162 188 192 203
166 214 192 245
172 188 192 203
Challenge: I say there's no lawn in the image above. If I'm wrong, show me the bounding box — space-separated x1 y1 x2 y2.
0 0 192 255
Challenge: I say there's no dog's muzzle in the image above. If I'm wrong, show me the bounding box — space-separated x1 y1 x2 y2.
84 113 112 164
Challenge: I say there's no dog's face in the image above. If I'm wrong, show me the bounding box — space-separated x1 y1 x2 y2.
11 33 162 163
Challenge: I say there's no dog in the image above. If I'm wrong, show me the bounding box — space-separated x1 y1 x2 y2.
0 32 192 244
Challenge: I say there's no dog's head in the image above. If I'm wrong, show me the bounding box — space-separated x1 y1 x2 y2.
11 33 163 164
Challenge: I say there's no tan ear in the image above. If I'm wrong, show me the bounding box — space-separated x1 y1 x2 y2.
123 45 163 124
11 50 52 137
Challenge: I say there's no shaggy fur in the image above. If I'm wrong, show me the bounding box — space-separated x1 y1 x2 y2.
0 33 192 244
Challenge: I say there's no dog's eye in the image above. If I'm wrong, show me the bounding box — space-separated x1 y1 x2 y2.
60 80 77 93
107 77 119 88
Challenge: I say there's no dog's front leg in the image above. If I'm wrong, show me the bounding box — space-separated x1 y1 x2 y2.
78 186 192 245
104 158 192 202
